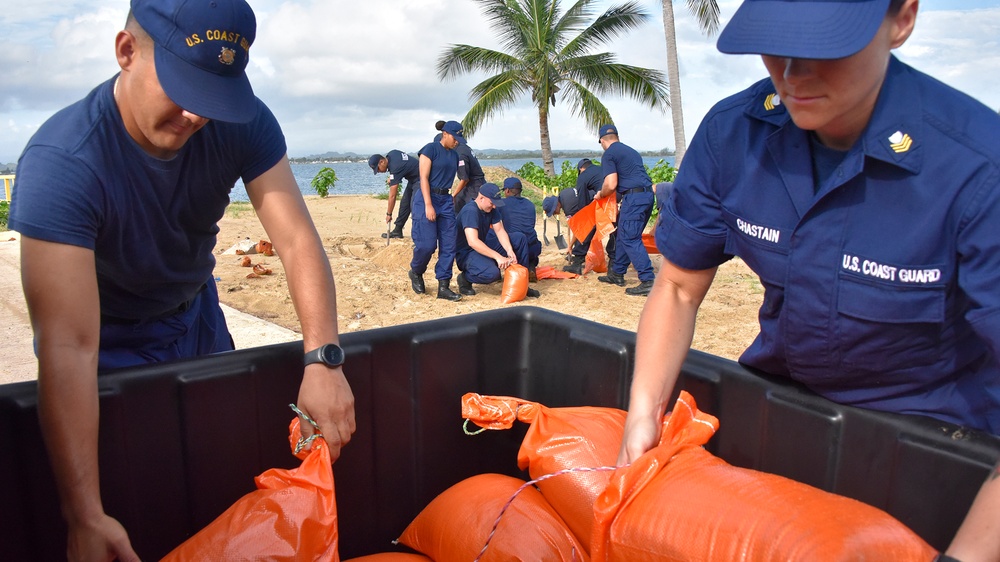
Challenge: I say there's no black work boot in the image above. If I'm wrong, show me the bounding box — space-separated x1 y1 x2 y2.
528 267 537 283
381 228 404 239
562 255 584 275
526 288 540 298
598 270 626 286
457 271 476 296
625 280 654 296
408 269 425 294
437 279 462 301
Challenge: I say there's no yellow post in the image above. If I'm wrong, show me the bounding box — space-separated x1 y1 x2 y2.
0 175 13 202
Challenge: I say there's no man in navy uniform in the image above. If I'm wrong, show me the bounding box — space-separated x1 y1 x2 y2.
455 183 539 298
562 158 604 274
594 124 655 296
369 150 419 239
495 177 542 281
9 0 355 558
617 1 1000 558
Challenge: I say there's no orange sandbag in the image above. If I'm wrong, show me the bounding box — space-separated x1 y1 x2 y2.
396 473 587 562
567 197 618 243
536 265 578 279
641 232 658 254
463 393 625 553
162 418 339 562
592 393 937 562
594 198 617 240
583 235 607 274
567 202 596 242
343 554 432 561
257 239 275 256
500 264 529 303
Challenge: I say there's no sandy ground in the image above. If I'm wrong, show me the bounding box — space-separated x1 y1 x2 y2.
0 167 764 384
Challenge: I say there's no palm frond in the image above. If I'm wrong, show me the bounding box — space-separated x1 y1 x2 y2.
685 0 720 36
437 45 522 81
561 82 613 130
461 72 530 137
562 1 649 58
565 58 669 110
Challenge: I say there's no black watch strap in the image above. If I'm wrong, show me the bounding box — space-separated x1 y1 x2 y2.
304 343 345 368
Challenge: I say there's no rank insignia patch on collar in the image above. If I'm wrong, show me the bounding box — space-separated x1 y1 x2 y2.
888 130 913 153
764 93 781 111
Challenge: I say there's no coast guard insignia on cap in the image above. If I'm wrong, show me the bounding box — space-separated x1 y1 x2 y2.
888 130 912 153
219 47 236 66
764 93 781 111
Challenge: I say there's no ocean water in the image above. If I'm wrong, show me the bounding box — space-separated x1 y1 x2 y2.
229 156 674 202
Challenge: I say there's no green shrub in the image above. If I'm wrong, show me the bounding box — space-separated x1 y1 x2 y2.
310 167 338 198
0 201 8 231
644 159 677 224
515 161 586 196
646 159 677 184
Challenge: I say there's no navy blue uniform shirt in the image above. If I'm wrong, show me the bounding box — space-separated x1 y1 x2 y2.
455 142 485 184
656 56 1000 433
456 201 501 263
498 195 537 237
418 141 458 189
576 164 605 201
385 149 420 187
602 141 651 192
11 76 285 320
558 187 584 217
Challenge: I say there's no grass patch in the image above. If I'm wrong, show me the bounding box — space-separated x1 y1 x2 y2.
226 201 255 219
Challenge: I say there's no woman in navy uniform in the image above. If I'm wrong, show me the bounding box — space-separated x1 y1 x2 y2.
409 120 464 301
618 0 1000 558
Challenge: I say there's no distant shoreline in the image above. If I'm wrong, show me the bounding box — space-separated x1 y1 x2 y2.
289 149 674 166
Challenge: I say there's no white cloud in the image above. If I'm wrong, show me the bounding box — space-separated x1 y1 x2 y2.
2 0 1000 164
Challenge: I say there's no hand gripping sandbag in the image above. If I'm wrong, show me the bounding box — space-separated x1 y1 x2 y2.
162 416 340 562
396 473 587 562
591 393 938 562
462 393 626 554
500 264 529 304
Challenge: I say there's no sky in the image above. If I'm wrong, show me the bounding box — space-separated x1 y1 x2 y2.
1 0 999 164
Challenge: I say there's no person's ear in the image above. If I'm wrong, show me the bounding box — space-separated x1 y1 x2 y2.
115 30 139 70
888 0 918 49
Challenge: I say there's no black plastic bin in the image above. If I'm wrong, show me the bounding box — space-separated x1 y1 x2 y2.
1 306 998 560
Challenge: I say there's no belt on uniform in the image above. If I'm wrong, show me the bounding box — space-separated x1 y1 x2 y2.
430 188 451 195
100 291 200 326
623 186 652 195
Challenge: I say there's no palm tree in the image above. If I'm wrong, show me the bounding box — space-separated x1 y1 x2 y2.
661 0 719 168
437 0 669 176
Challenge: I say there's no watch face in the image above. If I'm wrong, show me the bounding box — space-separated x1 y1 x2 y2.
322 344 345 366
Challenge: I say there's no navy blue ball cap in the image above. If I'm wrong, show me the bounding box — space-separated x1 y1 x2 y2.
503 177 522 191
717 0 891 60
132 0 257 123
368 154 383 174
542 195 559 217
577 158 592 170
480 183 505 207
441 120 466 143
598 124 617 139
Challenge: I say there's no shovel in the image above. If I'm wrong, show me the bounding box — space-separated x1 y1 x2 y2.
543 216 550 246
386 221 391 247
555 216 568 250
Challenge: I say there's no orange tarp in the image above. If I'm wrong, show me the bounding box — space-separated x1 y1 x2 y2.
567 198 617 243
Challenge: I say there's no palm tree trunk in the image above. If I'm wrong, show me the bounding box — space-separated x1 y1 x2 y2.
538 107 556 177
661 0 686 168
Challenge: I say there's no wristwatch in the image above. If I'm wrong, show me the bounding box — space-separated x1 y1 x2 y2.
304 343 345 368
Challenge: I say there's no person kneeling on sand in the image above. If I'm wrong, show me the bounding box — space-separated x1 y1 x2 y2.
455 183 539 298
